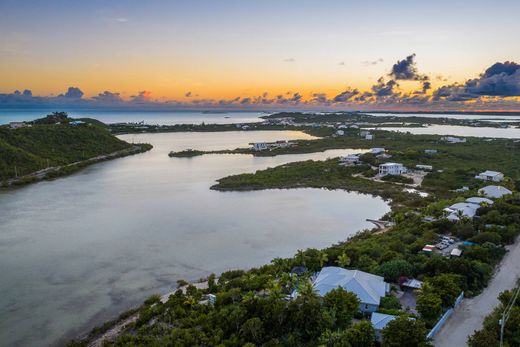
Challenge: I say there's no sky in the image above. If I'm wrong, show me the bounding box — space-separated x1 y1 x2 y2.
1 0 520 111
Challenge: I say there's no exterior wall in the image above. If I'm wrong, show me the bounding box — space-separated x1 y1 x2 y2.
359 303 379 313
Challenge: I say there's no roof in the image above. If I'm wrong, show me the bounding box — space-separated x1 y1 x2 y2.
380 162 403 167
466 197 494 205
450 248 462 257
479 170 503 177
402 278 423 289
313 267 387 305
371 312 397 331
478 185 512 199
446 203 478 220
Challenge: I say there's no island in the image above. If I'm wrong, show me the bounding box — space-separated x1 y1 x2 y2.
0 112 152 188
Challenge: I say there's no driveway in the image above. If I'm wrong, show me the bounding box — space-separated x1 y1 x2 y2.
434 239 520 346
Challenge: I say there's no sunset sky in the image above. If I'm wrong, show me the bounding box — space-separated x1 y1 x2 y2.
1 0 520 110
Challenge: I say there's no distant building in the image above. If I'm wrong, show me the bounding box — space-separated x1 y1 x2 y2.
379 163 406 176
370 147 385 155
313 267 390 313
424 149 438 155
365 133 374 140
450 248 462 257
336 130 345 136
475 170 504 182
444 197 492 221
478 185 513 199
340 154 360 164
441 136 466 143
251 142 268 151
69 120 85 125
416 164 433 171
9 122 26 129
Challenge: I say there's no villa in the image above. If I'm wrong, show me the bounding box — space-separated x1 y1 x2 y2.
9 122 27 129
478 185 513 199
379 163 407 176
441 136 466 143
371 313 397 342
313 266 390 313
475 170 504 182
444 197 494 221
370 147 385 155
340 154 360 164
336 130 345 136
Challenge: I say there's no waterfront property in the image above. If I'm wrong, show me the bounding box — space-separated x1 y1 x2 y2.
475 170 504 182
250 140 295 151
478 185 513 199
416 164 433 171
340 154 360 164
313 266 390 313
370 147 385 155
9 121 27 129
378 162 407 176
441 136 466 143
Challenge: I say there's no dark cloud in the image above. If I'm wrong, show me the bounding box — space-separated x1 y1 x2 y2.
92 91 123 103
185 91 192 97
390 54 428 81
332 88 360 102
59 87 84 99
371 78 399 97
131 90 152 103
311 93 328 103
240 97 252 104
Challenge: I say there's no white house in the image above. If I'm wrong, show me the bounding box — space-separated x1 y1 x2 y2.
475 170 504 182
416 164 433 171
313 267 390 313
251 142 268 151
379 163 407 176
9 122 26 129
336 130 345 136
340 154 360 164
444 197 492 221
424 149 438 155
371 313 397 342
466 197 494 206
370 147 385 155
442 136 466 143
478 185 513 199
365 133 374 140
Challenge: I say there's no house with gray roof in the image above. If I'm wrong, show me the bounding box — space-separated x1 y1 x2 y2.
478 185 512 199
313 266 390 313
371 312 397 342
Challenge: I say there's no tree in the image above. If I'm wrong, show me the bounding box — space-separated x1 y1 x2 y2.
337 253 351 267
319 251 329 267
379 296 402 310
323 287 360 329
381 316 431 347
378 259 414 282
240 317 264 344
426 274 462 308
416 291 442 327
345 320 376 347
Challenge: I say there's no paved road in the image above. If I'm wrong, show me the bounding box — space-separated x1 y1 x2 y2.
434 239 520 346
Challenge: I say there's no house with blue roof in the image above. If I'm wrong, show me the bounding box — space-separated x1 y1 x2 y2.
371 312 397 342
313 266 390 313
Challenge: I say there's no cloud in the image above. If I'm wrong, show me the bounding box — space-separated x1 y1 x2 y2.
284 58 295 63
371 78 399 97
114 17 129 23
185 91 192 97
339 61 345 66
131 90 153 103
332 88 360 102
390 54 428 81
362 58 384 66
92 91 123 103
433 61 520 101
311 93 328 103
59 87 84 99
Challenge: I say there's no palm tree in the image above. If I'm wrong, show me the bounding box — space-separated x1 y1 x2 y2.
319 251 328 268
296 249 307 266
336 252 351 268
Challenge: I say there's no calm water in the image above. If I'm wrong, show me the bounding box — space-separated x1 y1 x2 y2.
377 125 520 139
0 110 265 125
367 112 520 120
0 131 390 347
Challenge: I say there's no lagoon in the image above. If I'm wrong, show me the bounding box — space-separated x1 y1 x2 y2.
0 131 390 347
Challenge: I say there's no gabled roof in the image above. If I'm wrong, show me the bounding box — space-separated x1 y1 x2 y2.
313 267 387 305
466 197 494 205
479 170 503 177
371 312 397 331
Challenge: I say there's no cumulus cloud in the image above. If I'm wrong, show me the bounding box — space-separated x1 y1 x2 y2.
131 90 153 103
371 78 399 97
284 58 295 63
59 87 84 99
390 54 428 81
92 91 123 103
333 88 360 102
185 91 192 97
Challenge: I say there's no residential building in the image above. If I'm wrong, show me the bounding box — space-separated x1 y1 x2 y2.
441 136 466 143
424 149 438 155
371 313 397 342
340 154 360 164
365 133 374 140
443 196 492 221
379 163 406 176
416 164 433 171
466 197 494 206
313 267 390 313
336 130 345 136
9 122 26 129
251 142 268 151
475 170 504 182
478 185 513 199
370 147 385 155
